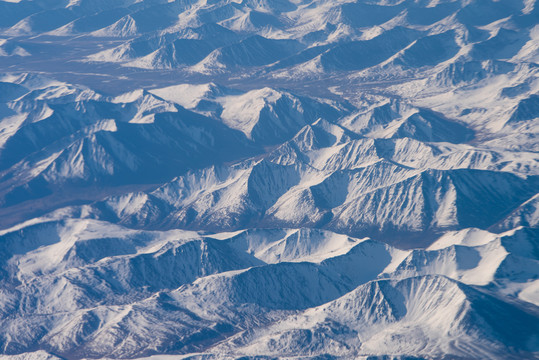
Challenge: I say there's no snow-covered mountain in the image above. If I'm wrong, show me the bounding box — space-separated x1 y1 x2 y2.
0 0 537 359
0 218 537 359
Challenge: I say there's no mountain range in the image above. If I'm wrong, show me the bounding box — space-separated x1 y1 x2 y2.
0 0 538 359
